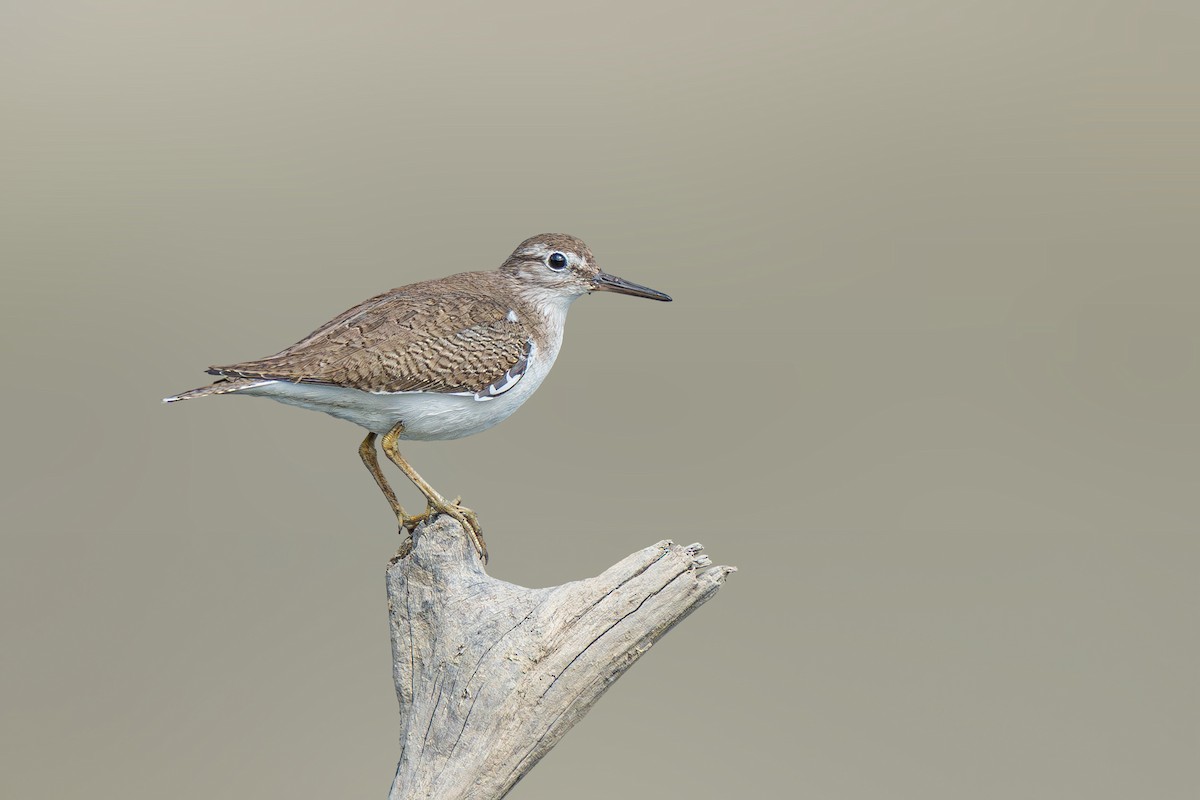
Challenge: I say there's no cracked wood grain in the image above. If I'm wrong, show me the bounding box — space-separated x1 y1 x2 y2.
385 516 735 800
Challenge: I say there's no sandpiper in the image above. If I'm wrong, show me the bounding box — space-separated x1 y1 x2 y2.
165 233 671 561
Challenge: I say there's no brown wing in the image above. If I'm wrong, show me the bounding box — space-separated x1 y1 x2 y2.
207 282 532 395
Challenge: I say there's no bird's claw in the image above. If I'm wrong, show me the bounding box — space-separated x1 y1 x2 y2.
437 501 487 564
396 501 487 563
396 509 430 532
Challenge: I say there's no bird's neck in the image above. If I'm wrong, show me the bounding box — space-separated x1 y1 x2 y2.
508 282 578 356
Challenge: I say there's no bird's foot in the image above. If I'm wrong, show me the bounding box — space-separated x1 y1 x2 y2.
397 507 433 532
393 502 487 563
432 499 488 564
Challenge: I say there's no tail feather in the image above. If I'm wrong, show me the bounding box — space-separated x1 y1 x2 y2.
163 377 271 403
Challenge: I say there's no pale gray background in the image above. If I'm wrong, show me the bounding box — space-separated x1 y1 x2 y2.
2 2 1197 798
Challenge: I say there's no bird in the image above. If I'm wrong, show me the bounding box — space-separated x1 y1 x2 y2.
165 233 672 561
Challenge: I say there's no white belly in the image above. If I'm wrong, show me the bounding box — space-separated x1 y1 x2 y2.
237 340 556 439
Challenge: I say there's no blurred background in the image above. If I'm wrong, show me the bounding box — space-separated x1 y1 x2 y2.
2 2 1197 798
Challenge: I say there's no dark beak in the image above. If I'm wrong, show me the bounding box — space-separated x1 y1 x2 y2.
592 271 673 302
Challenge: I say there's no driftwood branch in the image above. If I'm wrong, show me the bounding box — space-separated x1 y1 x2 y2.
385 516 735 799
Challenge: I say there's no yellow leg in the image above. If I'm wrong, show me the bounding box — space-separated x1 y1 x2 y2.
380 423 487 562
358 433 430 535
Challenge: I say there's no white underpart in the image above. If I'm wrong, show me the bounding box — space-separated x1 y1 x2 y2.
231 291 577 440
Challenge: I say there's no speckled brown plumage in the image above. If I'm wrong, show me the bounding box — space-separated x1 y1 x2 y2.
207 271 541 395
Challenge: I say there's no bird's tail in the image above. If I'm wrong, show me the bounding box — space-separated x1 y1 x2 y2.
162 377 272 403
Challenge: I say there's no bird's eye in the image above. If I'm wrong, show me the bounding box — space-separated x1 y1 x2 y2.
547 252 568 271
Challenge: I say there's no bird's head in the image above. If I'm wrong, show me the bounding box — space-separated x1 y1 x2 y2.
500 233 672 308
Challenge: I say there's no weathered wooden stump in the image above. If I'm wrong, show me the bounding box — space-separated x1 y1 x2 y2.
385 516 735 799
